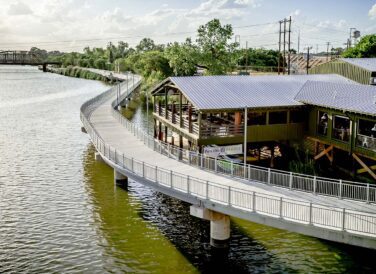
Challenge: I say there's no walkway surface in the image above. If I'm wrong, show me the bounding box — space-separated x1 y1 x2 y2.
90 84 376 214
81 71 376 249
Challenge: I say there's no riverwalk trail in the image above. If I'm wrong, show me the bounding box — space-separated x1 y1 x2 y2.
80 70 376 250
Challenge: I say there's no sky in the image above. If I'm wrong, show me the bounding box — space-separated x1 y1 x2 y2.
0 0 375 53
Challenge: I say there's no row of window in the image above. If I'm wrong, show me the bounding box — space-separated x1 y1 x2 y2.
317 111 376 151
248 110 305 125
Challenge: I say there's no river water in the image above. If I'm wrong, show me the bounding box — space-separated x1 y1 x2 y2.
0 66 375 273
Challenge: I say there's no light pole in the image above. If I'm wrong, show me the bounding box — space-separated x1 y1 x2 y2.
244 106 248 167
146 93 149 134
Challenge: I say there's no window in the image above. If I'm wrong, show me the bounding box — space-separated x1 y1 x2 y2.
317 111 328 136
358 119 376 137
269 111 287 125
357 119 376 150
248 112 266 125
332 115 350 142
290 110 305 123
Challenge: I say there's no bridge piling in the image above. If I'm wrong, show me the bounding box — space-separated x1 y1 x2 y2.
95 152 104 162
210 211 230 249
190 205 230 249
114 169 128 189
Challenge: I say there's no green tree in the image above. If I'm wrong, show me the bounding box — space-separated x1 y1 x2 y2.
94 58 106 69
196 19 238 75
342 34 376 57
136 38 157 52
165 38 198 76
135 51 172 78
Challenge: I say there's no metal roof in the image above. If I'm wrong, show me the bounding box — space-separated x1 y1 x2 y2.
340 58 376 72
169 74 352 110
295 81 376 116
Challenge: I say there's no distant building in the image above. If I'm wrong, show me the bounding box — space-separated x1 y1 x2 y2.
309 58 376 85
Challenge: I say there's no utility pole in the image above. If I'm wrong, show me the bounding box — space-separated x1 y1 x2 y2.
306 47 312 74
287 16 291 75
278 20 282 75
297 29 300 54
326 42 330 61
245 41 249 73
283 18 286 75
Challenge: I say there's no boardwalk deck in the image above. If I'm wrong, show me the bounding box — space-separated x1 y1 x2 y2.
81 71 376 249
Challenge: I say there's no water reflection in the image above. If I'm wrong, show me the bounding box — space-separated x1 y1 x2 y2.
82 145 198 273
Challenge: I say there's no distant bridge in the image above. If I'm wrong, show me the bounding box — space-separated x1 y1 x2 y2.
0 50 61 71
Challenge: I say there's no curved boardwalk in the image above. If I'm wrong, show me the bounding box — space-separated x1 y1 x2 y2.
81 71 376 249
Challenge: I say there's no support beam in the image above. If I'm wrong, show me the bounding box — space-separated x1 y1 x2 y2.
314 145 333 161
357 164 376 174
352 153 376 180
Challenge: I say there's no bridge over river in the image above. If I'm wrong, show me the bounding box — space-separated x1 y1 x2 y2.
0 50 61 71
80 70 376 250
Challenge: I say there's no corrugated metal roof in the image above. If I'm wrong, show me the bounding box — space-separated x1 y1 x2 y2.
295 81 376 115
341 58 376 72
169 74 352 110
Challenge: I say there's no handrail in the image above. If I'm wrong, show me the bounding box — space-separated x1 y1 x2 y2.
80 72 376 239
115 99 376 204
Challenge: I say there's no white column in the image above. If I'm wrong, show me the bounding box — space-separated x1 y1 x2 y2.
114 169 128 188
210 211 230 249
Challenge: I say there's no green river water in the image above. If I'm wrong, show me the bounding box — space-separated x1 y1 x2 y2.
0 65 375 273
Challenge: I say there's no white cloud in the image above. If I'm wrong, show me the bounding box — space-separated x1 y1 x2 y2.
0 0 261 51
8 1 33 16
186 0 258 20
289 9 301 18
369 3 376 19
317 19 347 29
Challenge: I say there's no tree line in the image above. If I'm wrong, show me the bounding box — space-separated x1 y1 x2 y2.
39 18 375 91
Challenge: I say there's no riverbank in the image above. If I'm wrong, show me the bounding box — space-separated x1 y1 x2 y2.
45 66 110 82
47 66 143 120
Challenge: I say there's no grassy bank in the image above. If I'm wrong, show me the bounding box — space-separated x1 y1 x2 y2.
49 66 111 83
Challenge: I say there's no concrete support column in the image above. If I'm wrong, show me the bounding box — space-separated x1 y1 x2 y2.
95 152 103 162
114 169 128 189
190 205 230 249
210 212 230 249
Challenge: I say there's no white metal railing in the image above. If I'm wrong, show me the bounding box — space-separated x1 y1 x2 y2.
112 100 376 204
80 73 376 239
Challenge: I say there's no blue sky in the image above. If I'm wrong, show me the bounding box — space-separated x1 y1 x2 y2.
0 0 375 52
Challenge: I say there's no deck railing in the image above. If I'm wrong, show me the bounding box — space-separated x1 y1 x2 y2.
154 105 244 138
80 78 376 238
114 84 376 204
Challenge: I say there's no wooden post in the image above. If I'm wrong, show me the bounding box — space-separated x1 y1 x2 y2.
153 118 157 138
165 87 168 119
198 112 202 138
179 91 183 128
158 121 162 140
188 105 192 133
270 145 275 168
